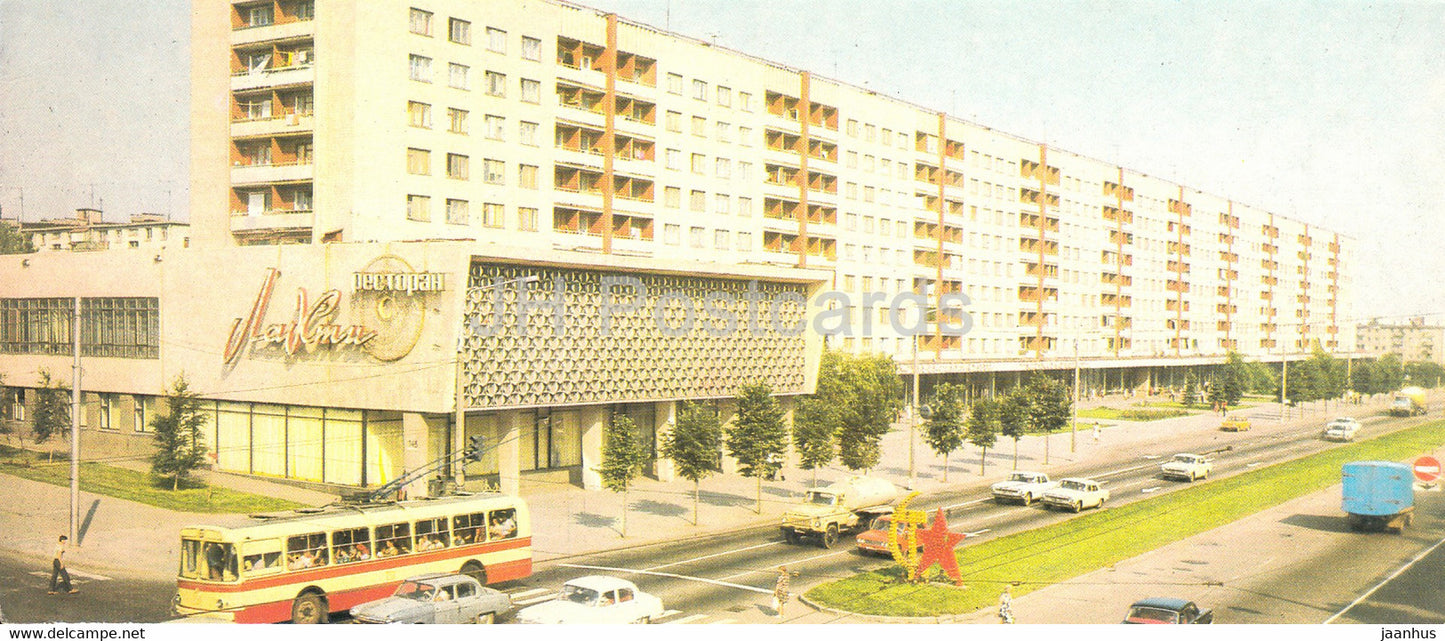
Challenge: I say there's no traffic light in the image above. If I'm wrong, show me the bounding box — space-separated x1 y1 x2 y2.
466 435 485 462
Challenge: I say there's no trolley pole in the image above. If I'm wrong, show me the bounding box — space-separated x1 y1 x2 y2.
70 297 81 544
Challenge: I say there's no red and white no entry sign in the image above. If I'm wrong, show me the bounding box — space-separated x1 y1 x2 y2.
1413 456 1441 483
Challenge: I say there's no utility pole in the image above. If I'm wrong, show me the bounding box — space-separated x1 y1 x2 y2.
1071 337 1080 453
70 298 81 544
1280 357 1289 423
909 334 919 490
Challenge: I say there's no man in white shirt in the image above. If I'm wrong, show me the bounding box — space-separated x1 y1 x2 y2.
49 535 77 595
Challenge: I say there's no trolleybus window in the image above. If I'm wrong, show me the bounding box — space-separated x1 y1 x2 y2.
201 541 238 581
489 508 518 540
286 533 329 570
415 517 449 551
375 522 411 557
181 539 201 579
240 539 284 576
332 527 372 564
453 512 485 544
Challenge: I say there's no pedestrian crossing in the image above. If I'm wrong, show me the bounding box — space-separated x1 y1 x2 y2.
499 587 741 624
27 569 110 583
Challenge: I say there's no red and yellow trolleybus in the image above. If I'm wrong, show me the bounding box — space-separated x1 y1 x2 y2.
173 493 530 623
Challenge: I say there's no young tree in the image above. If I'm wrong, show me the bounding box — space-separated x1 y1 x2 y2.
30 369 70 445
1181 372 1200 408
1207 374 1227 412
0 221 33 255
727 382 788 514
922 383 965 482
598 414 647 537
1350 358 1378 397
1219 351 1249 408
1375 353 1406 393
0 375 12 445
1024 375 1072 463
828 352 904 472
997 390 1029 469
1406 360 1445 389
792 397 837 486
660 401 723 525
965 396 1000 475
151 376 210 491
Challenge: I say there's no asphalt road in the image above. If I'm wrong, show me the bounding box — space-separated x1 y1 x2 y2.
1328 525 1445 624
0 549 175 624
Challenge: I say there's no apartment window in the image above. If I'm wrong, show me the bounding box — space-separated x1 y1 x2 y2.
409 54 432 82
519 121 539 146
714 194 730 215
247 5 274 27
292 92 314 115
406 195 430 221
409 8 433 35
484 114 504 140
292 188 312 211
487 27 506 53
518 78 541 104
736 161 751 180
716 122 731 143
865 124 876 142
447 108 468 133
689 190 706 212
689 226 705 248
688 153 705 175
482 159 504 184
737 231 752 249
714 230 730 249
665 149 682 171
238 97 272 121
664 224 681 245
665 111 682 133
519 164 538 189
691 79 707 100
446 153 469 180
448 63 470 89
846 119 858 137
485 71 506 97
448 18 471 44
846 151 858 168
666 73 683 95
445 198 469 224
133 396 147 432
518 206 539 231
691 116 706 137
521 36 542 61
97 394 114 431
406 148 430 174
738 197 752 217
715 158 730 178
482 203 504 228
716 86 731 107
664 187 681 208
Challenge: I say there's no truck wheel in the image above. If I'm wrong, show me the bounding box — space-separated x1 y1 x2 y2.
474 612 495 624
1347 514 1363 531
821 524 839 549
782 529 800 545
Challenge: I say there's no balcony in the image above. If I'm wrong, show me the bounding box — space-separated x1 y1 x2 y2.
230 209 314 233
232 64 314 92
232 19 313 46
231 113 314 138
231 161 313 185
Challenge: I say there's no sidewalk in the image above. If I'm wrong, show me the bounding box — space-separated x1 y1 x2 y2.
0 392 1398 581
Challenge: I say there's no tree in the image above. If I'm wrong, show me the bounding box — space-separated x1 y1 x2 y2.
1350 358 1379 397
1375 353 1406 393
31 369 70 445
820 352 904 472
0 374 12 445
598 414 647 537
660 401 723 525
965 396 1000 475
1025 375 1071 434
1207 375 1227 413
150 376 210 491
727 382 788 514
997 390 1029 469
1406 360 1445 389
0 221 33 255
922 383 965 481
1218 352 1249 408
792 397 837 486
1181 372 1200 408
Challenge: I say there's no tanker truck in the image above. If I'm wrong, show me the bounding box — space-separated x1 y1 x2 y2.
780 476 898 548
1389 387 1427 417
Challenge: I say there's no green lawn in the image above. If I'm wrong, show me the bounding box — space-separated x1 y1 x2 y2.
0 446 305 514
1076 406 1195 421
806 418 1445 618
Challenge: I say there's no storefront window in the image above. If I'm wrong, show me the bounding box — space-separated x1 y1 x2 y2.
287 406 323 482
251 404 287 477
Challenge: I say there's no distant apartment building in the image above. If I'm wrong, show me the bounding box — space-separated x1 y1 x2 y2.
22 208 190 253
1357 319 1444 364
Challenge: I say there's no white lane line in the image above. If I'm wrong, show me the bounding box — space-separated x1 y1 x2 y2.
643 541 781 572
509 587 551 599
1323 534 1445 624
560 563 773 594
513 594 558 606
663 614 708 625
965 529 990 536
29 570 110 581
940 497 992 511
654 609 682 619
1246 462 1261 467
1142 487 1162 493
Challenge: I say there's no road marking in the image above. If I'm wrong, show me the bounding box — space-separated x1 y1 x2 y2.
1245 462 1261 467
643 541 781 572
965 529 990 536
1323 534 1445 624
655 609 682 619
513 593 557 606
940 497 992 511
663 614 708 625
560 563 773 594
28 570 110 582
509 587 551 599
1142 487 1162 493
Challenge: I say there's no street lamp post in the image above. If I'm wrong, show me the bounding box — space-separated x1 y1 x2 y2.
454 274 539 487
1071 337 1080 453
909 335 919 490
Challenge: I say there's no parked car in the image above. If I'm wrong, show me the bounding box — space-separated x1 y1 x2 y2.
516 576 665 624
1323 417 1362 442
854 513 942 556
1219 415 1251 432
350 574 511 624
1041 478 1109 512
990 471 1059 505
1122 598 1213 624
1160 453 1213 482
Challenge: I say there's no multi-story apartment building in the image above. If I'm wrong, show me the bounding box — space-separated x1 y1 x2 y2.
20 208 190 253
1357 319 1444 365
0 0 1353 495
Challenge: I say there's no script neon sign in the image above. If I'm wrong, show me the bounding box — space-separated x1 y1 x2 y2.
223 268 379 366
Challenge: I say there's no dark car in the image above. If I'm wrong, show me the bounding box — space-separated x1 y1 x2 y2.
1122 598 1213 624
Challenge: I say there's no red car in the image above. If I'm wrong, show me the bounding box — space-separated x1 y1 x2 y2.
854 514 939 556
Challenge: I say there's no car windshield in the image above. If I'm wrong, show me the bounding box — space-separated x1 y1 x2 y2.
1172 455 1195 463
807 491 837 506
1061 480 1087 491
562 585 600 605
1009 473 1035 482
394 581 438 601
1127 606 1180 623
870 517 892 531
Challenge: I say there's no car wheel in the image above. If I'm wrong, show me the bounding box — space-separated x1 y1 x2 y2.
1072 501 1082 513
783 529 801 545
475 612 495 625
1202 470 1209 480
1189 473 1197 482
1023 493 1034 506
821 524 839 549
291 593 328 625
635 616 652 624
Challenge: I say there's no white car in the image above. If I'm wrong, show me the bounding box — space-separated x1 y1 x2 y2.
1041 478 1109 512
516 576 665 624
1323 417 1361 442
990 471 1059 505
1160 453 1213 482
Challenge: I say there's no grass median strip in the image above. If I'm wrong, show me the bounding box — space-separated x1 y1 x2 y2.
0 446 305 514
806 418 1445 618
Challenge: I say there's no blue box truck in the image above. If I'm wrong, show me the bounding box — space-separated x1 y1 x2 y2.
1342 461 1415 533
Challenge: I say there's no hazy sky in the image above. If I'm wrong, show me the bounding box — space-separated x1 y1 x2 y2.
1 1 1442 322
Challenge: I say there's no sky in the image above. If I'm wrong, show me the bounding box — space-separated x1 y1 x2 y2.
1 0 1442 322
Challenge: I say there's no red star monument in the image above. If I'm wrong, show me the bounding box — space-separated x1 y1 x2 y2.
913 508 966 585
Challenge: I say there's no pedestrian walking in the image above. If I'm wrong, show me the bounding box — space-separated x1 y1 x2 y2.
49 535 77 595
1092 422 1101 443
772 565 791 617
998 584 1015 624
